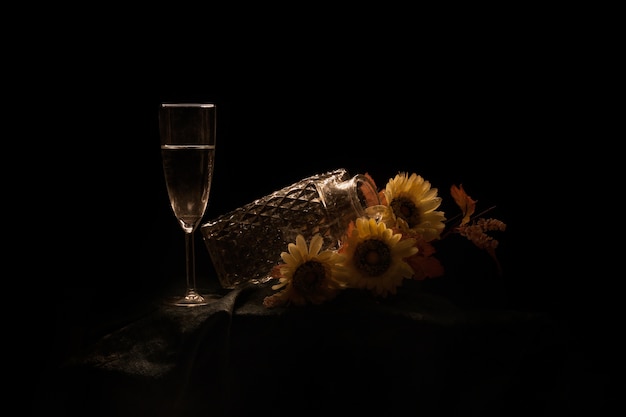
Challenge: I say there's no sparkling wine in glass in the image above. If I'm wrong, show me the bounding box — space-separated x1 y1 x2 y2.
159 103 220 306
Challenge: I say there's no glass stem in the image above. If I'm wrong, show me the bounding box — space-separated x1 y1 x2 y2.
185 231 197 294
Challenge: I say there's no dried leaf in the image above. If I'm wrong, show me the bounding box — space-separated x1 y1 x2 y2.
450 184 477 225
399 229 444 280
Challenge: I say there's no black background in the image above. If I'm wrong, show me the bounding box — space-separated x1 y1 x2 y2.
51 69 569 359
35 25 615 415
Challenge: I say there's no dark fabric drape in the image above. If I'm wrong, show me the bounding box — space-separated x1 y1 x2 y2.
44 283 570 417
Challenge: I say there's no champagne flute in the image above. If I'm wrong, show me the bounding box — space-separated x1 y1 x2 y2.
159 103 220 306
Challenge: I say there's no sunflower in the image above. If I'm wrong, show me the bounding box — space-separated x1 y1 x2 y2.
380 172 446 242
339 217 418 297
263 234 347 308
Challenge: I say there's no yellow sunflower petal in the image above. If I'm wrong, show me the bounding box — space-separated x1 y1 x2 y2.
308 234 324 257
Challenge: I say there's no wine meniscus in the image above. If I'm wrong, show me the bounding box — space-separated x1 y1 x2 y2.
161 144 216 233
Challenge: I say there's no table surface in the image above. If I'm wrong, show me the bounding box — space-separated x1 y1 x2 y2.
37 278 610 417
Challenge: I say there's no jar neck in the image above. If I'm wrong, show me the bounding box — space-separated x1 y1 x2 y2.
323 173 380 217
349 174 380 216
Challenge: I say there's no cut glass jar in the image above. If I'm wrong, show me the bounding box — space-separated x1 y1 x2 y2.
200 168 380 289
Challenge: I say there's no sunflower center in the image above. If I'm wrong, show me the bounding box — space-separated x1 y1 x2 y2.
390 196 420 228
292 261 326 293
353 238 391 277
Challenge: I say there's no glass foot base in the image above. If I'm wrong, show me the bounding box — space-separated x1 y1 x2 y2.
163 289 222 307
